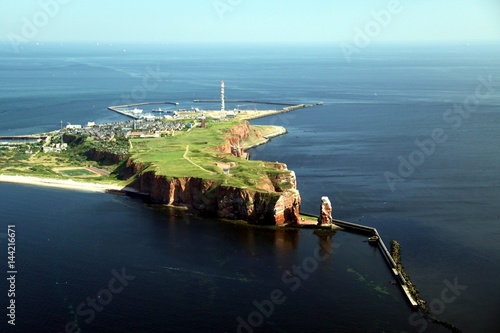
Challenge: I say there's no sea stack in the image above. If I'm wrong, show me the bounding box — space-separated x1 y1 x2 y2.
318 196 333 226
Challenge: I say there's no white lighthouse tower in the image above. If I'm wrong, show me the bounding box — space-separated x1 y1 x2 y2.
221 80 225 112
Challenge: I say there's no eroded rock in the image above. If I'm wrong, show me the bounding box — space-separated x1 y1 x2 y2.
318 196 333 226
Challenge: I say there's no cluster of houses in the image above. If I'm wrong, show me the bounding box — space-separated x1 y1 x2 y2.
43 142 68 153
63 120 187 141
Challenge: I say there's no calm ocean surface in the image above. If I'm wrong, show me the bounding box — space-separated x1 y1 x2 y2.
0 42 499 332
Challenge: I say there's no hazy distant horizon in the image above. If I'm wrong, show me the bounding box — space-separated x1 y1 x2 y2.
1 40 499 50
1 1 499 45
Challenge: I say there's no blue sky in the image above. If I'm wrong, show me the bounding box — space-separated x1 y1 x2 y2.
1 0 499 44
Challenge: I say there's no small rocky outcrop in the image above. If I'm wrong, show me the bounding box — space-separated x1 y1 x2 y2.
317 196 333 226
215 121 254 155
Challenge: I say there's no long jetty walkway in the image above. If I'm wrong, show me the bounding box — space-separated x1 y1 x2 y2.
300 212 419 309
194 99 298 106
193 99 324 110
108 100 323 119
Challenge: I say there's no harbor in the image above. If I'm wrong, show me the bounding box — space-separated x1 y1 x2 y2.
108 101 323 121
108 82 323 120
108 101 179 119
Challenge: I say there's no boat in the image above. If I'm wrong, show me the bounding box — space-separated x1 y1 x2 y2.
368 235 379 244
152 108 164 112
131 108 143 114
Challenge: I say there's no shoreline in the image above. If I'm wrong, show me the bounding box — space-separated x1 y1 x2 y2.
0 123 289 195
243 125 287 150
0 174 135 194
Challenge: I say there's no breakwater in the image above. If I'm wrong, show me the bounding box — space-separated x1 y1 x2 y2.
194 99 297 106
300 212 419 309
108 101 179 119
194 99 323 110
391 241 462 332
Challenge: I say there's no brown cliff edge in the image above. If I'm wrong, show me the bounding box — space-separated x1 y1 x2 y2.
120 121 301 226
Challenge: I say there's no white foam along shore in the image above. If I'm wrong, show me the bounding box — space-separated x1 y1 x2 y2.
0 174 131 193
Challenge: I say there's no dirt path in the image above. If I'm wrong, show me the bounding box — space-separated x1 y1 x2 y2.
183 145 216 175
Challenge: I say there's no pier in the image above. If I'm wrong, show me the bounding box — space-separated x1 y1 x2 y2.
194 99 324 111
300 212 419 309
108 101 179 119
194 99 298 106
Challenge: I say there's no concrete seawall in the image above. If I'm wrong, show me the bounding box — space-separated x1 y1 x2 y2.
194 99 298 106
300 212 419 309
108 101 179 119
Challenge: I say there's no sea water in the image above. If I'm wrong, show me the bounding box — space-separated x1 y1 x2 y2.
0 42 499 332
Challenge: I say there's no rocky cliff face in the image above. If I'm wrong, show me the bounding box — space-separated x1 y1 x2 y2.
122 122 301 225
126 160 301 225
215 121 255 157
317 196 333 226
86 148 127 165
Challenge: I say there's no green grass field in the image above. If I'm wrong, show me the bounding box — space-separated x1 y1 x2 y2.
57 168 98 177
130 120 289 191
0 120 289 191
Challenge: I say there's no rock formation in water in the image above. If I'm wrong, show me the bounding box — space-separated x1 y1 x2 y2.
317 196 333 226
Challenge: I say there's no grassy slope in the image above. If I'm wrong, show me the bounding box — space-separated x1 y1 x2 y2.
0 143 123 184
130 120 288 191
0 121 287 190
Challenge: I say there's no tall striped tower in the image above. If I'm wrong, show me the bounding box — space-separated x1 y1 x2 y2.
221 80 225 112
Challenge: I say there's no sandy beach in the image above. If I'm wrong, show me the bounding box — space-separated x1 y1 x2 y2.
0 174 129 193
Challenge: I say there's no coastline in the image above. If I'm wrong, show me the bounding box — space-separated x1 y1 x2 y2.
0 123 288 195
243 125 287 150
0 174 132 193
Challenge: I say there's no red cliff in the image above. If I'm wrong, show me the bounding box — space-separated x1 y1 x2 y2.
125 160 301 226
122 121 301 225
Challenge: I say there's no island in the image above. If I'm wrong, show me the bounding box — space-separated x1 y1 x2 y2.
1 105 445 320
0 109 306 226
